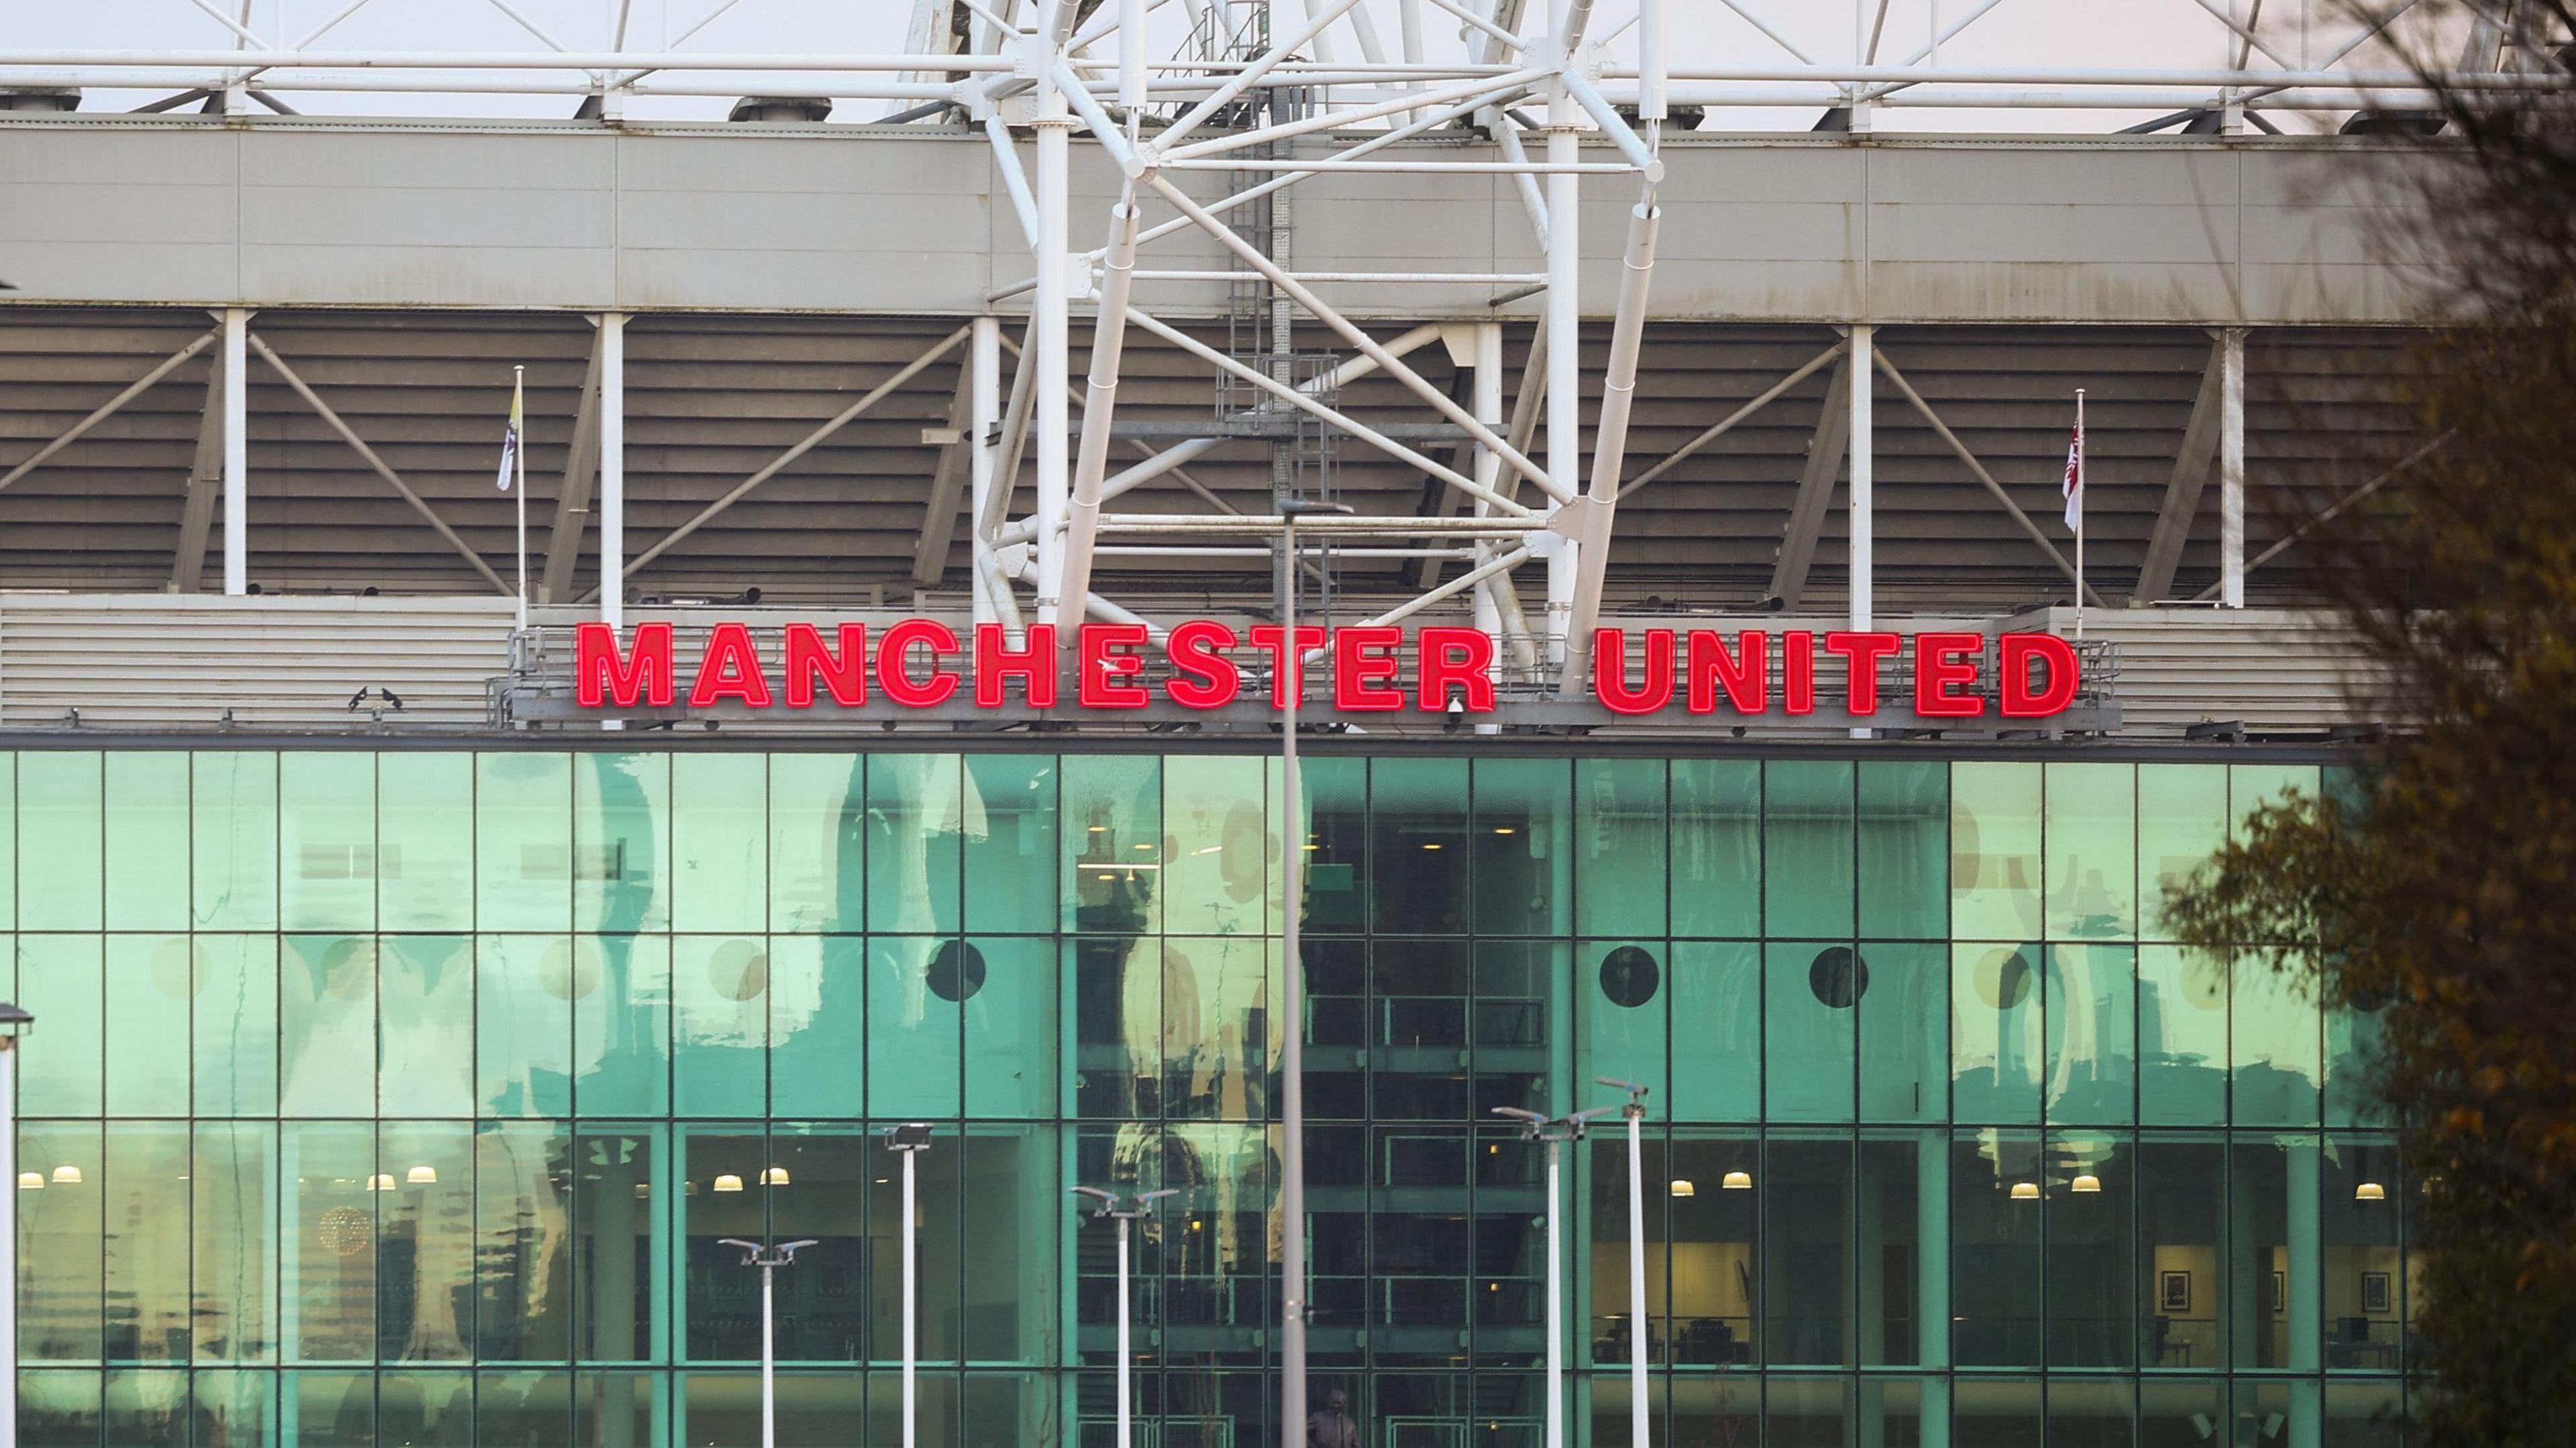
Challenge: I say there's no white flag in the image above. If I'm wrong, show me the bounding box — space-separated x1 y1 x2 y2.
495 374 523 492
2061 415 2083 531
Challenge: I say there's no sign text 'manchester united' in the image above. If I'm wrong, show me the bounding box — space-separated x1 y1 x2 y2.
575 621 2084 719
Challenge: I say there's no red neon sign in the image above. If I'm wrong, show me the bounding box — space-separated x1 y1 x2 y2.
573 621 2084 719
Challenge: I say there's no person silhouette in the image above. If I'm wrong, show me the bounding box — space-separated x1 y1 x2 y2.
1307 1389 1359 1448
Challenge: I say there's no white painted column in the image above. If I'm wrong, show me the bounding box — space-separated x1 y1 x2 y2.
970 316 1002 629
600 313 627 628
1033 46 1073 625
1543 72 1581 669
222 307 248 594
2220 327 2246 608
1848 324 1874 632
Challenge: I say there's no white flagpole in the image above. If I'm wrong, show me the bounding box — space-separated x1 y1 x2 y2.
513 364 528 629
2074 387 2086 641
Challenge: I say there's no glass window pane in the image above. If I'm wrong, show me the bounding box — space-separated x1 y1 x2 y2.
1762 1135 1854 1366
867 1137 965 1366
1860 761 1947 938
1371 757 1467 935
762 1130 870 1363
2229 1134 2321 1372
575 935 670 1118
1070 934 1155 1120
576 753 669 934
2233 763 2320 834
1373 938 1469 1121
377 1370 472 1443
1858 1133 1939 1366
21 752 103 931
672 754 767 934
282 1123 376 1361
286 1369 373 1446
1766 762 1854 939
1297 755 1368 934
105 1367 189 1446
2325 1002 2392 1128
2139 944 2229 1126
104 934 192 1116
573 1129 660 1363
2140 1378 2226 1448
19 1369 101 1446
478 1372 574 1443
476 1121 574 1362
2046 1131 2134 1368
478 935 575 1118
1665 1132 1757 1367
103 1123 192 1363
0 758 13 932
1165 754 1269 937
379 753 472 931
2138 1133 2226 1369
1162 934 1271 1123
477 752 573 932
680 1129 767 1360
1586 1132 1665 1366
193 751 278 932
19 934 103 1115
2324 1382 2404 1447
380 936 475 1117
2234 955 2322 1127
1668 941 1758 1123
192 1121 278 1363
2322 1135 2404 1374
1061 755 1159 934
1670 760 1760 938
578 1372 666 1444
771 934 867 1118
672 936 769 1117
1860 942 1947 1123
1766 942 1856 1123
1578 939 1666 1107
1475 941 1556 1123
1952 943 2043 1125
2137 764 2225 941
1951 1128 2045 1367
965 936 1058 1119
962 1129 1059 1363
376 1121 476 1361
2046 944 2137 1126
1472 758 1570 937
2046 763 2137 940
1768 1374 1851 1445
280 753 374 933
197 935 279 1116
965 753 1057 932
1576 760 1666 937
2045 1378 2137 1448
1953 760 2042 940
105 752 189 931
19 1121 105 1361
769 753 864 934
871 936 963 1118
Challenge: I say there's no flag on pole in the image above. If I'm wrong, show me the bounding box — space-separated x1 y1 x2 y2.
2061 409 2084 530
495 375 523 492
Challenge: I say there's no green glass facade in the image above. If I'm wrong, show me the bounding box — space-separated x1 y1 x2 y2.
3 747 2412 1446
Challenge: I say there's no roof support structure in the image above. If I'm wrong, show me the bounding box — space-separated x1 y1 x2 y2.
246 329 513 595
1872 344 2107 607
172 341 224 593
2191 431 2451 602
0 327 217 494
541 321 604 605
2219 325 2247 606
1614 339 1845 502
912 348 977 586
221 307 246 594
1768 353 1853 610
2133 334 2226 604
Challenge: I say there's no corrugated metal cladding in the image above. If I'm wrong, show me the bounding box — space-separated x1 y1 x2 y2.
2014 608 2391 734
0 596 514 730
0 307 2425 614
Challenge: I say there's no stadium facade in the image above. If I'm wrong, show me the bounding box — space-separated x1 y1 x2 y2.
0 3 2520 1442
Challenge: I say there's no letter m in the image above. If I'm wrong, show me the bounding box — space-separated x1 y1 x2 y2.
577 622 676 708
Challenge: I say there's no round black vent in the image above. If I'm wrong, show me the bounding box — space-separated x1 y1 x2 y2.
1809 946 1870 1009
1599 946 1661 1009
926 940 987 1003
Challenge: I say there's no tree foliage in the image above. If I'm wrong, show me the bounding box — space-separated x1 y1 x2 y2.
2161 8 2576 1441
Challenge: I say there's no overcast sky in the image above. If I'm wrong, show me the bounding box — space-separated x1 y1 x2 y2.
13 0 2438 133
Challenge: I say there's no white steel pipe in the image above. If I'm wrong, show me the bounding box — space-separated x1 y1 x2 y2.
1159 65 1549 160
2220 326 2246 608
902 1147 920 1448
1542 71 1581 669
0 1038 17 1439
1544 1135 1566 1448
1034 29 1074 625
1155 0 1367 153
1559 200 1661 698
985 116 1043 251
971 317 1002 630
599 313 625 628
1849 323 1874 633
1058 200 1144 632
1624 1105 1650 1448
1638 0 1667 119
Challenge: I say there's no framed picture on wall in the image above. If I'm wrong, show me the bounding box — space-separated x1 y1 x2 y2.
2159 1270 2192 1313
2362 1272 2393 1315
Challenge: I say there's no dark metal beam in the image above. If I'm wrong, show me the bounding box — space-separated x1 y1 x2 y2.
2134 336 2226 604
912 361 975 585
541 325 604 605
172 347 223 593
1767 355 1850 609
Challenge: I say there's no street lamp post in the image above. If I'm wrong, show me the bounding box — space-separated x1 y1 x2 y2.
1597 1077 1654 1448
716 1236 819 1448
1495 1105 1615 1448
1073 1186 1177 1448
1275 496 1348 1448
885 1123 934 1448
0 1002 31 1441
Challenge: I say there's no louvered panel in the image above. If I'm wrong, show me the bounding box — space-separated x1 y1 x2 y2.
2023 607 2394 734
0 596 515 728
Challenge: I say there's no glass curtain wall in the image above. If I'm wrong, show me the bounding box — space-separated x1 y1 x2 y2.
8 750 2404 1447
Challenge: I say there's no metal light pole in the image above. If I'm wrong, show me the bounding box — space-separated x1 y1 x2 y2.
1598 1077 1654 1448
885 1123 934 1448
1495 1105 1614 1448
0 1002 31 1441
1073 1186 1177 1448
716 1236 818 1448
1276 495 1349 1448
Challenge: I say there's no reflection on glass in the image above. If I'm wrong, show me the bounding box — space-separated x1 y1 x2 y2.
870 936 961 1119
194 750 280 932
1371 757 1466 935
1062 755 1161 935
2046 1131 2133 1368
771 935 866 1118
672 755 767 934
871 753 966 937
281 753 375 934
1668 941 1758 1123
1953 762 2042 942
1860 761 1948 939
282 936 376 1117
379 752 473 932
2047 944 2137 1125
1953 943 2043 1125
2045 763 2138 940
105 934 192 1115
1764 1135 1854 1366
476 1121 572 1362
196 935 280 1116
105 751 189 932
193 1121 278 1363
478 935 575 1119
284 1123 377 1362
376 1121 476 1361
17 934 103 1115
380 936 476 1117
1165 754 1269 938
574 1130 659 1363
1577 759 1666 937
1473 758 1570 937
20 750 103 931
478 753 574 932
576 753 669 934
1163 934 1272 1122
1670 759 1760 938
1860 942 1947 1123
19 1121 104 1363
2138 1134 2226 1369
575 934 671 1118
1952 1128 2044 1366
672 936 768 1117
105 1121 193 1362
768 753 863 934
966 754 1057 932
2233 953 2323 1127
1767 942 1856 1123
1766 761 1854 939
